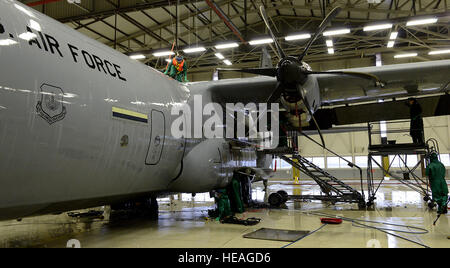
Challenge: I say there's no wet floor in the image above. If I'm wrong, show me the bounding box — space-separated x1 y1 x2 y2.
0 180 448 248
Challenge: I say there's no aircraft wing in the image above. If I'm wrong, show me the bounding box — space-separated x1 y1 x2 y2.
316 59 450 106
189 76 278 104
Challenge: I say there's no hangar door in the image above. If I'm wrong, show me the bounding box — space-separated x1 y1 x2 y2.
145 110 165 165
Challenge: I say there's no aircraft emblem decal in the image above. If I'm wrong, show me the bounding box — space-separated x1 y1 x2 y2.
36 84 67 124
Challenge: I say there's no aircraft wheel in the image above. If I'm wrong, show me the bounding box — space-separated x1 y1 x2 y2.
277 190 289 203
268 193 283 207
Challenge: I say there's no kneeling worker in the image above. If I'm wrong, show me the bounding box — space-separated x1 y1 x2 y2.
426 152 449 214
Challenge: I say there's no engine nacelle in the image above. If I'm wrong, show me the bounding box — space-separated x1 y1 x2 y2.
168 138 229 193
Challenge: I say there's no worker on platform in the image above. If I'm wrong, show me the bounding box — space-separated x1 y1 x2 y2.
164 52 189 82
426 152 449 214
406 98 424 144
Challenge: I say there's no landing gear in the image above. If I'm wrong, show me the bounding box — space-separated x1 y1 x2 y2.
268 191 289 207
110 196 159 220
277 190 289 203
268 193 283 207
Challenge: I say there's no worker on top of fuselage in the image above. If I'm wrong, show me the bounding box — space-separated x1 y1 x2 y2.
406 98 425 145
164 52 189 83
426 152 449 215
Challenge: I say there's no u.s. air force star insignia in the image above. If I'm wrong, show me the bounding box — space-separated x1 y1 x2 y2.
36 84 67 125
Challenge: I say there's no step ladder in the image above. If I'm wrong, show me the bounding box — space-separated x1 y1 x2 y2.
280 154 365 206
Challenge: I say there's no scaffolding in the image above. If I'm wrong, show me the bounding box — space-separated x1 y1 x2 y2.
366 120 437 208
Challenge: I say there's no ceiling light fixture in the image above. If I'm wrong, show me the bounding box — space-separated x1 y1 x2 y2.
183 47 206 53
323 29 350 36
215 53 225 59
285 33 311 41
428 49 450 55
363 23 393 31
406 18 438 26
394 53 418 58
215 42 239 49
326 40 333 47
387 41 395 48
130 54 146 60
249 38 274 45
153 51 175 57
389 32 398 40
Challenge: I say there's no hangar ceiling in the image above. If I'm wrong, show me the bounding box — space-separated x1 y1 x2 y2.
20 0 450 73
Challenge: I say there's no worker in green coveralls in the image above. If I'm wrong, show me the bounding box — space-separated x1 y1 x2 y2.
215 189 232 221
164 53 189 82
426 152 449 214
230 177 245 213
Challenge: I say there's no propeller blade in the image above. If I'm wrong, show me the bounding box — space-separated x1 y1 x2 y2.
304 97 326 147
217 67 278 77
298 85 326 147
306 70 384 87
298 6 341 61
266 82 284 104
260 5 286 60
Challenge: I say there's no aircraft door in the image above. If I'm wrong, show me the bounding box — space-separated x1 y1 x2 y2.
145 110 165 165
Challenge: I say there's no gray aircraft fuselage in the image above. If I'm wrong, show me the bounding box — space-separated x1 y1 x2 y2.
0 0 264 220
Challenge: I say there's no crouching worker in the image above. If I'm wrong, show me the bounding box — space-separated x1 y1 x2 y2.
426 152 449 214
214 189 233 221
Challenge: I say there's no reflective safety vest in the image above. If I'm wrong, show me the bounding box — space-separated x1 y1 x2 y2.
172 58 185 74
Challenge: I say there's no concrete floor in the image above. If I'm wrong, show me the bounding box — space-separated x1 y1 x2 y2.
0 180 448 248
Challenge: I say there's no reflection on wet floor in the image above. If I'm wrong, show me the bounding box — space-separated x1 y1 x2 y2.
0 180 448 248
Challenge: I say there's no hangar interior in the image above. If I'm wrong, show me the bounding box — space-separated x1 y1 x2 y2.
3 0 449 248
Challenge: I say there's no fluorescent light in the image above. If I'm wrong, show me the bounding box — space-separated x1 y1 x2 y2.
215 53 225 59
223 59 232 66
328 48 335 54
323 29 350 36
285 33 311 41
406 18 438 26
249 38 274 45
326 40 333 47
130 54 146 60
153 51 175 57
183 47 206 53
18 32 37 41
0 39 18 46
394 53 418 58
363 23 393 31
428 49 450 55
215 42 239 49
387 41 395 48
389 32 398 40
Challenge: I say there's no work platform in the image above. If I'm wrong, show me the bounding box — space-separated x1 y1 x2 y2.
265 131 366 209
365 121 438 208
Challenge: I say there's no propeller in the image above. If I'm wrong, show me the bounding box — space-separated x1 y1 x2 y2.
298 6 341 61
260 6 286 60
219 6 382 147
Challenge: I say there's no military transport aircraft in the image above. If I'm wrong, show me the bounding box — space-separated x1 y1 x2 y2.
0 0 448 221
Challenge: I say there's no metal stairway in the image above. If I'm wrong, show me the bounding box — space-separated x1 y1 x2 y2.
280 154 365 207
